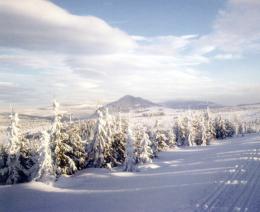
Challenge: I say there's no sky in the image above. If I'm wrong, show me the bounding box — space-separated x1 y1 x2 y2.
0 0 260 108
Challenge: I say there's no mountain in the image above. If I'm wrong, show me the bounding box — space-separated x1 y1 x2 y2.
161 100 222 109
103 95 159 112
237 102 260 107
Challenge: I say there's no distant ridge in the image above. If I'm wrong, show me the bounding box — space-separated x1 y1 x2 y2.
237 102 260 107
160 100 222 109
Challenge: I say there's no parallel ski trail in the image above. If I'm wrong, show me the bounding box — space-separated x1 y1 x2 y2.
227 149 260 212
196 147 259 211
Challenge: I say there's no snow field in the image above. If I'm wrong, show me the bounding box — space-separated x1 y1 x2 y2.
0 134 259 212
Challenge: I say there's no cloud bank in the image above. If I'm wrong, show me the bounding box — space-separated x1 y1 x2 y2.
0 0 259 106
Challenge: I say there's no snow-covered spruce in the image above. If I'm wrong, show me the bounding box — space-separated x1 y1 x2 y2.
188 114 202 146
103 108 119 167
206 117 216 144
34 131 55 182
213 115 235 140
104 108 114 139
138 128 153 164
177 115 190 146
133 124 144 163
0 112 35 184
87 109 112 168
0 144 8 183
153 120 168 151
147 125 159 158
110 113 127 167
50 100 82 177
201 110 215 146
66 125 86 170
79 120 95 144
123 128 136 172
165 128 177 148
111 130 126 167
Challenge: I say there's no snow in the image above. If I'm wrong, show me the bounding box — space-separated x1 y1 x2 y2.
1 134 260 212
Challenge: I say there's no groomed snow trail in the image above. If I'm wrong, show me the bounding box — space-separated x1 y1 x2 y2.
0 134 260 212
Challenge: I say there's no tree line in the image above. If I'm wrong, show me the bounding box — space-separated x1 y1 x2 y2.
0 101 259 184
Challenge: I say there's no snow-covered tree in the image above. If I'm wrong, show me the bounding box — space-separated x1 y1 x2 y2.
66 126 86 170
104 108 114 138
233 114 242 137
87 109 111 168
173 120 181 146
201 117 213 146
153 120 168 151
133 124 144 162
148 125 159 157
164 128 176 148
139 128 153 164
124 128 136 172
50 100 77 176
178 116 189 146
242 122 246 136
208 118 216 142
116 112 123 133
188 115 200 146
110 112 127 167
0 143 9 184
222 119 235 138
214 116 223 139
0 112 34 184
34 131 55 182
80 120 95 144
111 130 126 167
213 115 235 139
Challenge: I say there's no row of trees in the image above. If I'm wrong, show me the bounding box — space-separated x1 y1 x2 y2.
173 110 234 146
1 102 259 184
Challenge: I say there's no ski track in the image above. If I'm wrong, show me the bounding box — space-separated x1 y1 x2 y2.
0 134 260 212
196 136 260 212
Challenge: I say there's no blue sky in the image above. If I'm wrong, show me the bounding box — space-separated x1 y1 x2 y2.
0 0 260 107
51 0 226 36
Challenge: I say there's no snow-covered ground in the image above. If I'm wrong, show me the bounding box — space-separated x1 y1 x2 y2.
1 134 259 212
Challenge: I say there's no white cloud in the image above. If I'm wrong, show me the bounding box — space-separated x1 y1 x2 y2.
0 0 135 54
0 81 15 87
214 53 241 60
197 0 260 55
133 35 198 55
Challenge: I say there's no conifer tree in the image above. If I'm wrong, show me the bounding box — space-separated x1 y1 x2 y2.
208 118 216 142
80 120 95 144
188 114 203 146
87 109 111 167
110 112 126 167
139 128 153 164
153 120 168 151
66 126 86 170
1 112 34 184
104 108 114 138
50 100 77 176
35 131 55 182
148 124 159 157
134 124 144 163
166 128 177 148
124 128 136 172
201 116 212 146
173 120 181 146
222 119 235 138
116 112 122 133
178 116 189 146
0 141 9 184
111 130 126 166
